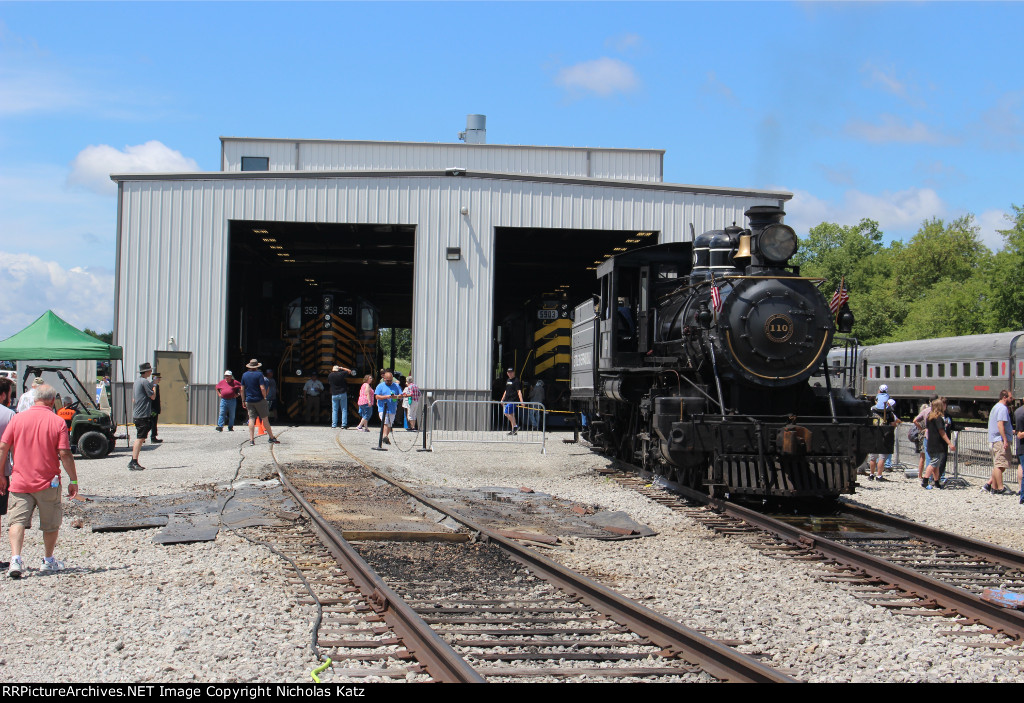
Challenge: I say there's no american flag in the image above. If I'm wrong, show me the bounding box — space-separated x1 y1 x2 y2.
829 277 849 316
710 273 723 314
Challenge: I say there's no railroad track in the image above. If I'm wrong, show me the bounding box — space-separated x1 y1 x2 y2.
265 442 795 683
607 469 1024 655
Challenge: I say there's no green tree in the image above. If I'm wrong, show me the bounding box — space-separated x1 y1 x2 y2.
83 329 113 344
894 215 990 296
985 205 1024 332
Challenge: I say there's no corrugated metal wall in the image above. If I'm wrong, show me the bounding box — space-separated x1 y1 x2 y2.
115 172 784 422
221 139 665 182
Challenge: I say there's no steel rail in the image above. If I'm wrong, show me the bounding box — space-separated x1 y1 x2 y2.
675 485 1024 641
274 465 486 683
838 502 1024 572
334 438 796 683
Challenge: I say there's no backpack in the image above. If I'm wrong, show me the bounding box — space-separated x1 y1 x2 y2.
908 425 920 442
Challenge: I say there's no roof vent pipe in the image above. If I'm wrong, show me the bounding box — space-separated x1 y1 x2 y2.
458 114 486 144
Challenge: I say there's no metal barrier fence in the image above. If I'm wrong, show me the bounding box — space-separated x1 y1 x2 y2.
890 425 1018 485
427 400 547 454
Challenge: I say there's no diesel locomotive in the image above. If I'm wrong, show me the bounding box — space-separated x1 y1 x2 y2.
571 206 892 500
277 291 379 421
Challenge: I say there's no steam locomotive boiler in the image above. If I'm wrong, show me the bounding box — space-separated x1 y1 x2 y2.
571 206 892 500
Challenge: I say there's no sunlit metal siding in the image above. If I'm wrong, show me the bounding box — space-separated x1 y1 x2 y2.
114 171 787 420
221 138 664 181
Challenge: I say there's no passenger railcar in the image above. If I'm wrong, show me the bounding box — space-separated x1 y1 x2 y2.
850 332 1024 418
571 206 891 501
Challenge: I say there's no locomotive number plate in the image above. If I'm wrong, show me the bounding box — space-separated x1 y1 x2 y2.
537 310 558 320
764 313 794 343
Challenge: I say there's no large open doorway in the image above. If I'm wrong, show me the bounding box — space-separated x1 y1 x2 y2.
226 220 415 425
492 227 658 423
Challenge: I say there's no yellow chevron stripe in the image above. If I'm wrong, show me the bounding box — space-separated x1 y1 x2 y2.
536 336 571 357
534 318 571 342
535 353 571 374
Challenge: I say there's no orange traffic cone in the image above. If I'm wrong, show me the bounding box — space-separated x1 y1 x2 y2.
255 417 267 436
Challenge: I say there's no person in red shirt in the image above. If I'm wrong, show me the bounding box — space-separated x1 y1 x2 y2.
215 370 242 432
0 384 79 578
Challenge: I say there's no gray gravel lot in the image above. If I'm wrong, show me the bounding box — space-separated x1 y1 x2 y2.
3 424 1023 683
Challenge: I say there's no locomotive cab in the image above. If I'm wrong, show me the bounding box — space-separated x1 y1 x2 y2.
594 242 693 371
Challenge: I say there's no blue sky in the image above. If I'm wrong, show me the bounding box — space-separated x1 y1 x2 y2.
1 1 1023 338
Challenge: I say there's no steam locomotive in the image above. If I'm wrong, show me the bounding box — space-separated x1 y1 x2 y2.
571 206 892 500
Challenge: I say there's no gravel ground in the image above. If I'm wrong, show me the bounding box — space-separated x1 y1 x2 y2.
0 424 320 682
843 467 1024 551
5 424 1023 683
331 427 1024 682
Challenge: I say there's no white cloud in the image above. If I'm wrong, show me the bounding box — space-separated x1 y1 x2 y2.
0 252 114 340
0 65 87 116
68 141 199 195
555 57 638 98
783 186 947 239
977 209 1012 250
844 114 954 145
604 33 643 53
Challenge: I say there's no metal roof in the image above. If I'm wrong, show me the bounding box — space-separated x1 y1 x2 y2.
110 168 792 201
862 332 1024 362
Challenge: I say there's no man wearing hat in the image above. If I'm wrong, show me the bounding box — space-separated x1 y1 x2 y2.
16 377 45 413
129 362 158 471
500 367 524 435
215 370 242 432
241 359 280 446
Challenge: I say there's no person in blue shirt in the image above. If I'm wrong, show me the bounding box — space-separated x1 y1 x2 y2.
374 369 406 446
241 359 281 447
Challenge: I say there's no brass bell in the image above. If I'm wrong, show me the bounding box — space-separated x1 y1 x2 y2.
733 234 753 260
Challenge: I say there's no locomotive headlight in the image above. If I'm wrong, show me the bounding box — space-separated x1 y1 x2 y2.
758 224 798 263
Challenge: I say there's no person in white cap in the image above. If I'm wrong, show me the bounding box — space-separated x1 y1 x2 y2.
867 398 901 481
874 384 890 410
215 370 242 432
16 377 45 413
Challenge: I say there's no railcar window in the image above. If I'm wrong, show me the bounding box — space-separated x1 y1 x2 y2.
657 265 679 279
977 362 984 376
963 363 970 377
360 307 375 332
916 364 922 377
938 364 945 378
992 361 999 376
884 366 891 378
927 363 933 376
950 364 957 377
905 365 911 377
286 297 302 330
895 366 901 378
874 366 880 379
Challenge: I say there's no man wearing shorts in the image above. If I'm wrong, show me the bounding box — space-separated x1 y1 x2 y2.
985 389 1015 494
867 399 901 481
374 370 404 446
0 378 14 569
241 359 281 446
0 384 79 578
129 362 157 471
501 368 523 435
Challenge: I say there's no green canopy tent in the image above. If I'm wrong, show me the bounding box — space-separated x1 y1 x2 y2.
0 310 122 361
0 310 127 431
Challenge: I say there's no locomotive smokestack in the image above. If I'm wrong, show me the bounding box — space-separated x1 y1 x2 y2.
744 205 785 230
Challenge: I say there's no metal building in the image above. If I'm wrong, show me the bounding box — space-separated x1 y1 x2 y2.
112 119 791 424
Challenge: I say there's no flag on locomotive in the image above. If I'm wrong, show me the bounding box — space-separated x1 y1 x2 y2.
710 272 723 314
829 277 849 318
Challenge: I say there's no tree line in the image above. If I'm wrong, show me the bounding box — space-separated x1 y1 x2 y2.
793 203 1024 345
